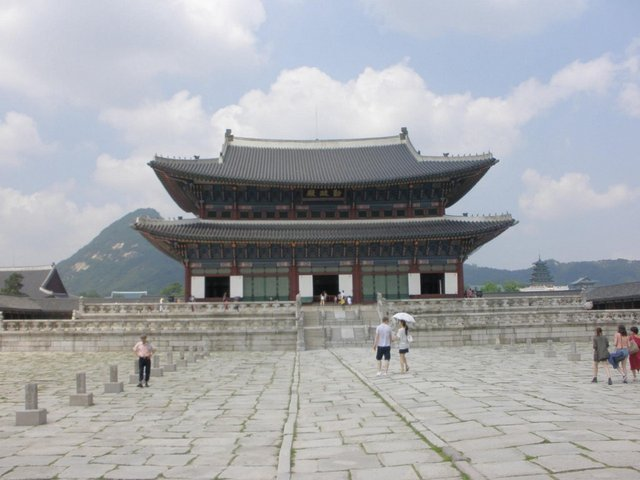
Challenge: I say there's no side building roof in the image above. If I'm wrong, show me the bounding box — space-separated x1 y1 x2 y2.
0 264 69 299
585 282 640 302
150 129 497 211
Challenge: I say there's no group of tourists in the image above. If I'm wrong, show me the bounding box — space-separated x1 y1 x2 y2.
593 324 640 384
372 316 412 376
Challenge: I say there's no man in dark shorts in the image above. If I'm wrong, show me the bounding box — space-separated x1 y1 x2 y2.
373 316 394 376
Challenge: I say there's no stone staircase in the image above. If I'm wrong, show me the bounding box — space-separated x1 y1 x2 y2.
301 304 380 350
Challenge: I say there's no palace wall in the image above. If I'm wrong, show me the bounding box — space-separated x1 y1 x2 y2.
1 294 639 352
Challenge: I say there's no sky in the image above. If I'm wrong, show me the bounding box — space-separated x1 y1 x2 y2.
1 0 639 271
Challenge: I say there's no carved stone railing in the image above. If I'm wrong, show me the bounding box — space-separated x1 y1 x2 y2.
1 316 297 334
384 294 588 316
75 299 297 318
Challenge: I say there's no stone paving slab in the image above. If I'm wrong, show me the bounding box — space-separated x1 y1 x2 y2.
1 344 640 479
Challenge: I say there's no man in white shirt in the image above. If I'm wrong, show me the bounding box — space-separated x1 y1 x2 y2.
132 335 155 387
373 317 394 376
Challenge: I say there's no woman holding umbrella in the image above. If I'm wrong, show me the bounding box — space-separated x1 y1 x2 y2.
393 312 414 374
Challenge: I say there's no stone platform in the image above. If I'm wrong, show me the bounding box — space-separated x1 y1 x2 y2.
1 345 639 479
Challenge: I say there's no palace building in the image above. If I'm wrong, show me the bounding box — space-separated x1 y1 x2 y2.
134 128 516 303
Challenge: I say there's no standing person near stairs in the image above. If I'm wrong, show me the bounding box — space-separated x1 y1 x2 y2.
373 316 394 376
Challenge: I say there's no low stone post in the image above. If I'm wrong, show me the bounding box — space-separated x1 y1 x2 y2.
129 359 140 384
493 336 502 350
567 342 581 361
524 338 535 354
544 339 557 358
164 351 177 372
70 372 94 406
151 355 163 377
104 365 124 393
176 349 188 368
16 383 47 426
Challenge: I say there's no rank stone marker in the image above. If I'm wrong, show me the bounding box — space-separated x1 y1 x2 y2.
16 383 47 426
103 364 124 393
69 372 94 406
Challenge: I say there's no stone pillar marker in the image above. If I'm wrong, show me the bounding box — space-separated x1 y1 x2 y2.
16 383 47 426
70 372 94 406
164 351 177 372
151 355 163 377
104 365 124 393
176 349 188 368
544 339 557 358
567 341 581 361
524 338 535 354
130 359 140 384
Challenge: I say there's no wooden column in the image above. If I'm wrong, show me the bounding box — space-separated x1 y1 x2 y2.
183 261 192 301
456 261 465 298
289 242 298 301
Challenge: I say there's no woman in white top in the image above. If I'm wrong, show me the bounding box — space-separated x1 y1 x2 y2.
396 319 411 373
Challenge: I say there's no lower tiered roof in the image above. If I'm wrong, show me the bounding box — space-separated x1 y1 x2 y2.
133 214 516 261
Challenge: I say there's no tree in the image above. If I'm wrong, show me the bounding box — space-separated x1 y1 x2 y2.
481 282 501 293
77 290 102 298
0 273 25 295
503 280 524 292
160 282 184 299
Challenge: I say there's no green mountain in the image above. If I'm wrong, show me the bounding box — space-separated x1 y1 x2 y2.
56 208 640 297
56 208 182 297
464 259 640 288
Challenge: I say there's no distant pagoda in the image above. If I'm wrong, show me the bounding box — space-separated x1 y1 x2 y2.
134 127 517 303
529 258 554 286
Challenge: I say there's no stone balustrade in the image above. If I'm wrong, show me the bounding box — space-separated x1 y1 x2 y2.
76 299 296 317
2 294 639 351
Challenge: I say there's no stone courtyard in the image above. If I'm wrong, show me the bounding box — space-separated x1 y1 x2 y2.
1 343 640 479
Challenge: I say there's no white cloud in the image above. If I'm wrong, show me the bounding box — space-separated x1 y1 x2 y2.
359 0 588 38
93 152 182 217
0 111 52 167
519 169 640 220
100 90 214 155
619 83 640 117
0 185 124 266
210 57 617 156
0 0 266 106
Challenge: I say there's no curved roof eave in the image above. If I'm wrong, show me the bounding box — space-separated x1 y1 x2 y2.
132 215 517 244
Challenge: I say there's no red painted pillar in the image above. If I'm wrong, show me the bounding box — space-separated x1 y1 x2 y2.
184 261 191 301
289 242 298 301
456 262 464 298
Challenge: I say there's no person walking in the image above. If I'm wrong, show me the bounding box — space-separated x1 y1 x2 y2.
609 324 630 383
133 334 155 387
396 319 411 373
373 316 394 376
592 327 612 384
628 326 640 381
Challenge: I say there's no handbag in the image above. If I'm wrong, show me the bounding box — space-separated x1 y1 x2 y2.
407 334 413 343
629 340 639 355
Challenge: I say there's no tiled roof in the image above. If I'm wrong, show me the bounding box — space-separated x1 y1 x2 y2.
0 264 68 299
585 282 640 302
151 131 496 187
133 215 516 243
0 294 42 311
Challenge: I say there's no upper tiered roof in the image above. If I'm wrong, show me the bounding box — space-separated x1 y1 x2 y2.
150 128 497 189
